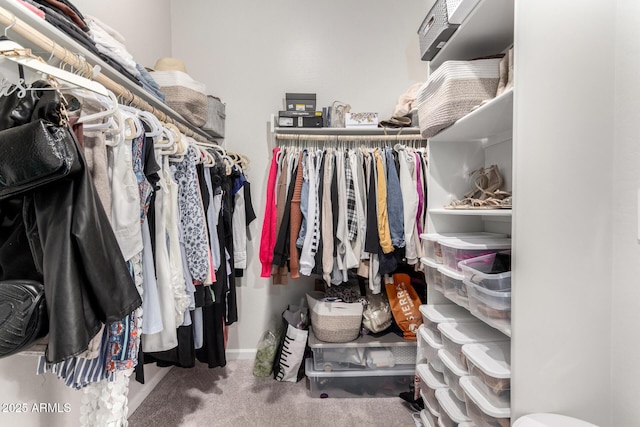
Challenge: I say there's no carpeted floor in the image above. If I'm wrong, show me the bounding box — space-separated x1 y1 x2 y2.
128 358 419 427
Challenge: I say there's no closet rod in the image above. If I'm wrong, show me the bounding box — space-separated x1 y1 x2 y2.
275 133 426 142
0 6 216 146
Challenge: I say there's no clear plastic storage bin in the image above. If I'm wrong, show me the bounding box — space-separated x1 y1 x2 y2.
437 322 509 373
417 362 447 416
440 238 512 272
458 251 511 291
422 257 444 293
419 407 438 427
439 266 469 308
460 376 511 427
305 358 414 398
465 280 511 336
439 349 468 402
462 341 511 400
435 387 472 427
420 232 508 264
419 304 477 342
419 324 445 372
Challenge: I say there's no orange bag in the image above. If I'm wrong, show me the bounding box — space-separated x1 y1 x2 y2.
385 273 423 340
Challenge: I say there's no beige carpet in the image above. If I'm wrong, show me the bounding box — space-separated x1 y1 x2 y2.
128 358 418 427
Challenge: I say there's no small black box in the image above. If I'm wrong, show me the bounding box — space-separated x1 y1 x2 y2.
277 115 323 128
285 93 316 112
278 110 322 118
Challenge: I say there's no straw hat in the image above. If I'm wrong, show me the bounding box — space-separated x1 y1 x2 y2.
153 57 187 73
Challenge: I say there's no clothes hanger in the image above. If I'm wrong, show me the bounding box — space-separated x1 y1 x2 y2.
0 37 110 98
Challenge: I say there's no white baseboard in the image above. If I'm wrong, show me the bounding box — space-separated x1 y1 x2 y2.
225 348 257 360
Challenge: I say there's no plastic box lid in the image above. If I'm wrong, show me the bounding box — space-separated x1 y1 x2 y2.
462 341 511 379
419 232 508 242
435 388 471 423
439 348 469 376
307 327 416 349
419 323 444 349
460 375 511 418
438 265 465 281
421 257 440 269
439 238 512 251
438 322 509 345
420 304 477 324
419 408 436 427
417 363 447 389
304 358 414 378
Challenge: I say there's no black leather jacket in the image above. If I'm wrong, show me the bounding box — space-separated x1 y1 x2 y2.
0 82 142 363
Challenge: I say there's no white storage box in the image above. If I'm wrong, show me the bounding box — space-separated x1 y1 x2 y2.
458 251 511 291
435 388 472 427
308 327 416 371
440 238 512 272
439 266 469 309
422 257 444 293
446 0 481 24
462 341 511 400
437 322 508 373
305 358 414 398
419 304 477 342
419 324 445 373
417 362 447 416
439 349 468 402
420 232 508 264
465 280 511 335
419 407 438 427
418 0 459 61
460 376 511 427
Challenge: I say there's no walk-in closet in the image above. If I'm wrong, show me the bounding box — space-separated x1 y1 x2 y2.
0 1 637 427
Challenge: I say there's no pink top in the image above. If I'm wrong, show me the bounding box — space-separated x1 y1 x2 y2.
259 148 281 277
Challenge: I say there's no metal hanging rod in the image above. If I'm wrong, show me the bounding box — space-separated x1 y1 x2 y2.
275 133 426 142
0 6 217 146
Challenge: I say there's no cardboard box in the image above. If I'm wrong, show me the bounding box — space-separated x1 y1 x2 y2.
285 93 316 112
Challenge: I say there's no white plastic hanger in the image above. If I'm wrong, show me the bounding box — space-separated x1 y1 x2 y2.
0 38 110 97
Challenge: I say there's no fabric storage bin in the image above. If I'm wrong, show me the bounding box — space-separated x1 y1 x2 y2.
420 232 508 264
435 388 472 427
305 358 414 398
419 324 445 373
465 280 511 330
438 349 468 402
460 376 511 427
422 257 444 293
458 251 511 291
438 322 509 373
202 95 225 137
439 266 469 309
446 0 481 24
420 304 477 342
306 293 363 343
417 362 447 416
440 238 512 272
417 0 459 61
462 341 510 400
419 407 438 427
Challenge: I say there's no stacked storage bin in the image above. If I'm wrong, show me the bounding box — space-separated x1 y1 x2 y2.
305 327 417 398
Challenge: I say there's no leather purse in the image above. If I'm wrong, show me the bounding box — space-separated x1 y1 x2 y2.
0 279 48 358
0 119 79 200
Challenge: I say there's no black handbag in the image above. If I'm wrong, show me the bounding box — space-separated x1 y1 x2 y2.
0 119 79 200
0 279 48 358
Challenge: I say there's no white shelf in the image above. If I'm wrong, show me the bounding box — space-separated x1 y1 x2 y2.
429 89 513 143
429 0 514 70
274 126 422 135
429 208 512 217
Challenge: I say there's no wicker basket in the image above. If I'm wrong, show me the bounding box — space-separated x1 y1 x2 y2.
306 293 363 343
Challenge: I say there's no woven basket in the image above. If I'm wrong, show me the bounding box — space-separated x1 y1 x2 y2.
306 293 363 343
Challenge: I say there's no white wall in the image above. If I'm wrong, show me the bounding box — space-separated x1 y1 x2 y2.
612 1 640 425
511 1 614 426
168 0 428 352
